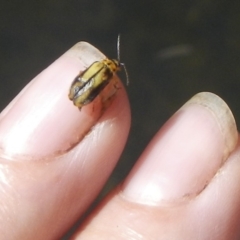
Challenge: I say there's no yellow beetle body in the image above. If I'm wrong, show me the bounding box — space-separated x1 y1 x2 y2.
69 36 128 110
68 59 121 108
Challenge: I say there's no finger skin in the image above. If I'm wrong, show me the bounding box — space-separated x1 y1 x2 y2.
72 93 240 240
73 144 240 240
0 43 130 239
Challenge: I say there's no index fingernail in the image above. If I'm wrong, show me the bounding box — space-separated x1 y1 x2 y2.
122 92 238 204
0 42 117 160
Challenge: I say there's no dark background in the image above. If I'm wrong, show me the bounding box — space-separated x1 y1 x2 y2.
1 0 240 237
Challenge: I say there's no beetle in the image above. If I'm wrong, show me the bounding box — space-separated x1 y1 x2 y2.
68 35 128 109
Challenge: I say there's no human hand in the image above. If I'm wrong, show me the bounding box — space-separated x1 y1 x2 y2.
0 42 239 240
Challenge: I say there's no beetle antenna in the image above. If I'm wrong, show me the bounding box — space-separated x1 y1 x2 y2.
121 62 129 85
117 34 129 85
117 34 121 62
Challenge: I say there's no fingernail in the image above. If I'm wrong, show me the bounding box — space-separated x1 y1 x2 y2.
122 92 238 204
0 42 110 159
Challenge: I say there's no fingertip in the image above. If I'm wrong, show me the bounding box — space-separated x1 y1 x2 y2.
0 40 130 160
122 92 237 204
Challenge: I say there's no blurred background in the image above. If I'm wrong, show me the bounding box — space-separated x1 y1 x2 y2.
1 0 240 237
